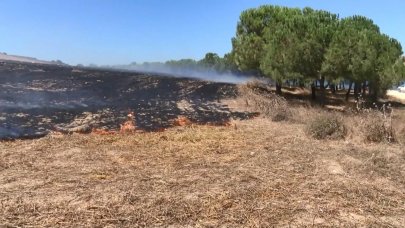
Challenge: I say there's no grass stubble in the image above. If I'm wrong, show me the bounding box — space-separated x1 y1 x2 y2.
0 85 405 227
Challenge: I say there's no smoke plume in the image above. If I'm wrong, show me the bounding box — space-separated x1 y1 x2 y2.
105 64 255 84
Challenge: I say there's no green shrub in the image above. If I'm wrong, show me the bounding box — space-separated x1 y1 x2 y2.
306 114 346 140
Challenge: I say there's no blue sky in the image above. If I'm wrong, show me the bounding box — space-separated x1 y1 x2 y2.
0 0 404 65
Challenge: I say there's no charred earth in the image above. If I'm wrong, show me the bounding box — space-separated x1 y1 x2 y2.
0 61 255 139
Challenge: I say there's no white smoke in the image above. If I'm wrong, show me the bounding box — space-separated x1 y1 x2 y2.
105 64 255 84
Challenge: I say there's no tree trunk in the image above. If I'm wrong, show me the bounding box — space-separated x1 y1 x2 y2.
362 82 367 97
275 82 282 95
368 82 379 102
345 82 353 101
319 76 325 90
331 84 336 94
354 82 360 99
311 82 316 100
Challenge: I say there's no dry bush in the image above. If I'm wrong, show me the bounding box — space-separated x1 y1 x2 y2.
306 113 346 140
238 80 291 121
363 115 393 143
359 104 396 143
391 109 405 145
397 128 405 144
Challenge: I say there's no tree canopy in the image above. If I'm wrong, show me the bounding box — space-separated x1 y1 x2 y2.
231 5 404 99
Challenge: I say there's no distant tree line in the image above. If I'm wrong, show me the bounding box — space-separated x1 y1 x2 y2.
101 53 238 75
161 52 236 73
230 5 405 100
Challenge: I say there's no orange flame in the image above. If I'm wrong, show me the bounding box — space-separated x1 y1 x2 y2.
174 116 192 126
120 111 136 133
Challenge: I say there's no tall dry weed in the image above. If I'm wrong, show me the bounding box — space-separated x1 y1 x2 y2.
355 96 396 143
238 81 291 121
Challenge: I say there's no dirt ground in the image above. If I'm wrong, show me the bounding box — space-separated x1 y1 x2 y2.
387 90 405 103
1 108 404 227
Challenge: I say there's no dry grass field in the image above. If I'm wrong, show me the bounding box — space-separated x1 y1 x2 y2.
1 90 405 227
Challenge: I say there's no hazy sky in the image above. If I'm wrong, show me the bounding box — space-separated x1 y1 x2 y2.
0 0 404 65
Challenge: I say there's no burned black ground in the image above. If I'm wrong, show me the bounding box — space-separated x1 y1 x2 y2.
0 61 255 139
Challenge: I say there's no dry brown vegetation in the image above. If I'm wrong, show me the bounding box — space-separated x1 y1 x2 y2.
1 85 405 227
305 114 347 140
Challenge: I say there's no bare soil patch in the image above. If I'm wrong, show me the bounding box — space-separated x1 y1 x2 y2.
387 90 405 104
